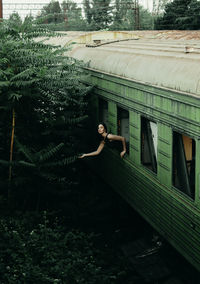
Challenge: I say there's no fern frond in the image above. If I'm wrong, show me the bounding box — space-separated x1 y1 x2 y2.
38 172 60 181
11 79 39 88
0 58 9 65
25 41 58 51
8 92 22 101
37 143 64 162
0 70 8 81
0 159 11 166
15 140 34 163
64 115 88 125
0 81 9 88
0 160 17 167
10 68 36 81
18 161 36 168
24 28 62 39
41 155 77 167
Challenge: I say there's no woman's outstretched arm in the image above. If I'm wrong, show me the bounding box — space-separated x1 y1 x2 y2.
107 134 126 158
79 141 105 158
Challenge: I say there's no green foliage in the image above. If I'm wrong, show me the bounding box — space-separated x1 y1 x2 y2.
38 0 154 31
154 0 200 30
40 0 113 31
0 15 90 207
0 212 107 284
83 0 93 25
84 0 113 30
111 1 154 30
152 0 170 15
37 0 87 31
111 0 133 30
139 6 154 30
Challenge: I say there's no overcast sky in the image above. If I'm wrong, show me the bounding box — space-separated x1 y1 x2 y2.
3 0 154 20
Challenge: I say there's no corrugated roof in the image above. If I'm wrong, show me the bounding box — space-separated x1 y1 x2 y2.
68 31 200 97
41 30 200 96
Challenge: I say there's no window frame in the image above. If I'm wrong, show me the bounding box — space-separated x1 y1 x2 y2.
140 116 158 174
172 130 196 200
117 106 130 154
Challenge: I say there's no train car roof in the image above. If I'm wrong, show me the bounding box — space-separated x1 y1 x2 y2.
43 31 200 97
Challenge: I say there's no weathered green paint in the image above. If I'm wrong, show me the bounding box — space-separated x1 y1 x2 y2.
195 140 200 208
84 68 200 272
129 111 140 165
157 124 172 188
87 70 200 136
108 101 117 134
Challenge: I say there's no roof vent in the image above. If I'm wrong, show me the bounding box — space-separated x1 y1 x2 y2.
185 46 194 53
93 39 101 44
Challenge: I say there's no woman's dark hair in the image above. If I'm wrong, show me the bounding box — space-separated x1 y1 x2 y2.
98 122 108 140
98 122 107 133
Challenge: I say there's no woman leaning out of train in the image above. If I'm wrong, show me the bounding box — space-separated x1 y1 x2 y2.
79 123 126 159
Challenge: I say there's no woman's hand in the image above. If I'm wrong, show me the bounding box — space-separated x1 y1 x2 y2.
78 154 85 159
120 150 126 158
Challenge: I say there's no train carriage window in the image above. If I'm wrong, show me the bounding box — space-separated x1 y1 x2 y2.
173 132 195 199
99 99 108 126
117 107 129 154
141 117 157 173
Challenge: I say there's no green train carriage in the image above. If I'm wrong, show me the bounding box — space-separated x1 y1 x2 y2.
66 31 200 271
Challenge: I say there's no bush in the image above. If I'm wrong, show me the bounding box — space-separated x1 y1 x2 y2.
0 212 109 284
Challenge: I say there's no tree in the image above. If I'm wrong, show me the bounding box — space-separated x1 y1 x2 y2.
186 0 200 29
83 0 113 30
61 0 87 30
154 0 200 30
111 0 154 30
0 14 89 208
140 6 154 30
83 0 93 25
38 0 86 31
152 0 171 15
39 0 62 23
112 0 132 29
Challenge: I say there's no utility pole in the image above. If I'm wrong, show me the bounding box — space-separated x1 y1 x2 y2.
133 0 139 30
128 0 140 30
0 0 3 19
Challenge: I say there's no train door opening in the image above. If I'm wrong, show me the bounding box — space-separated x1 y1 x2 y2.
117 107 129 154
141 117 157 173
173 132 195 199
99 98 108 126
